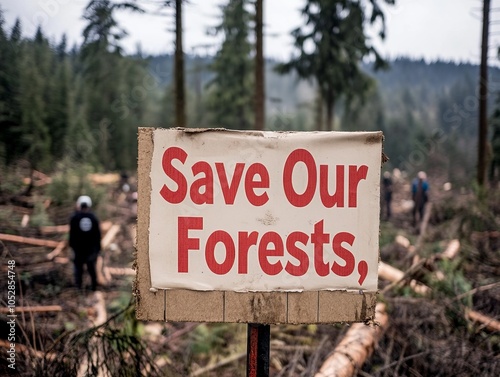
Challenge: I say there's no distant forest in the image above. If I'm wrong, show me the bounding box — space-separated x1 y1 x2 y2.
1 12 499 186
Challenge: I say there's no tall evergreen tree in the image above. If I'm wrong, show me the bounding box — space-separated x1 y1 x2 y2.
254 0 264 130
81 0 143 170
0 17 23 162
174 0 186 127
48 35 74 159
276 0 393 131
208 0 253 130
18 27 52 170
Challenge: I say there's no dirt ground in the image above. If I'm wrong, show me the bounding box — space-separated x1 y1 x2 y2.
0 173 499 376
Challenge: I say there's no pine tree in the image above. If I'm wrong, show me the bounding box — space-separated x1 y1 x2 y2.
18 27 52 170
81 0 143 170
276 0 393 131
0 17 23 162
208 0 254 130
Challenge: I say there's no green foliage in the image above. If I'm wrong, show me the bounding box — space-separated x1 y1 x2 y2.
0 3 154 172
189 323 232 356
207 0 254 130
47 163 106 209
29 200 53 227
379 221 399 248
276 0 393 131
459 189 500 234
33 300 162 377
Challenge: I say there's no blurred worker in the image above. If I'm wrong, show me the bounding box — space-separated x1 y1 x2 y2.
412 171 429 225
382 171 393 220
69 195 101 291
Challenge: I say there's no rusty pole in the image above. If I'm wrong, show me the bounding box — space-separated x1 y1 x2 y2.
246 323 270 377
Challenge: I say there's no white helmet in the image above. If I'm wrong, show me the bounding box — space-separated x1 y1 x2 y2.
76 195 92 209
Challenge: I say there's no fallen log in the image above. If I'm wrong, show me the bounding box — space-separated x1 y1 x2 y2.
190 352 246 377
0 305 62 314
0 339 56 360
314 303 388 377
379 261 430 295
467 310 500 332
39 224 69 234
91 291 107 326
106 267 135 276
47 241 66 260
0 233 60 248
88 173 120 185
101 224 120 250
39 220 113 235
417 202 432 243
78 291 108 377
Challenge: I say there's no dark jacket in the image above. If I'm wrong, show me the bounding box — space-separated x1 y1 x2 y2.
69 210 101 259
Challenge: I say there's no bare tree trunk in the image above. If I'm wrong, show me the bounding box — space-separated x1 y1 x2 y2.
315 87 324 131
478 0 490 186
326 98 335 131
255 0 265 131
175 0 186 127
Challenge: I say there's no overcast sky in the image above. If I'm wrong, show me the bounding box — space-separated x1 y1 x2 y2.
1 0 499 64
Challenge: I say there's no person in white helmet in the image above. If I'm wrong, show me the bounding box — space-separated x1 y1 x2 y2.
69 196 101 291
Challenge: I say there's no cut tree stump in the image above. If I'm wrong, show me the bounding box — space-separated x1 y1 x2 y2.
314 303 388 377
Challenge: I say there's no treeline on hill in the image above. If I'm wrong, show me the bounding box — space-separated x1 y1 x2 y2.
1 11 500 185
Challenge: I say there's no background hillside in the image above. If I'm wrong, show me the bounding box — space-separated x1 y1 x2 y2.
148 54 500 185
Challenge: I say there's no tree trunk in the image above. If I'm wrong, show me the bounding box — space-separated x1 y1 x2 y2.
175 0 186 127
255 0 265 131
326 97 335 131
477 0 490 186
315 87 324 131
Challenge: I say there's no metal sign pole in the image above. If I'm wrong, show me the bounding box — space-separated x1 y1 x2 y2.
246 323 270 377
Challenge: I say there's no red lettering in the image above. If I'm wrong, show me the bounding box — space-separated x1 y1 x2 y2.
190 161 213 204
160 147 187 204
205 230 235 275
285 231 309 276
177 216 202 272
348 165 368 207
245 163 270 206
311 220 330 276
258 231 284 275
283 149 316 207
320 165 344 208
216 162 245 205
331 232 355 276
238 231 259 273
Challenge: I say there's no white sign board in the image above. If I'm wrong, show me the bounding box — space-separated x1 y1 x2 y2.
147 128 382 293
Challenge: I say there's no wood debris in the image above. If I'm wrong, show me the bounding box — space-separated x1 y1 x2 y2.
314 303 389 377
467 309 500 332
0 233 61 248
0 305 62 314
379 261 430 295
